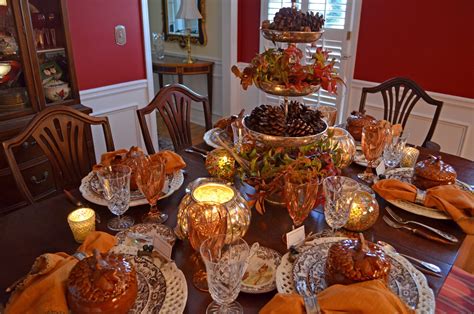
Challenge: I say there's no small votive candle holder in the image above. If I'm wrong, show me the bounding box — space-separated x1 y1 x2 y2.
67 208 96 243
401 147 420 168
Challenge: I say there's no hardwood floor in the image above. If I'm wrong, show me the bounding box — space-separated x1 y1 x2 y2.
156 115 206 148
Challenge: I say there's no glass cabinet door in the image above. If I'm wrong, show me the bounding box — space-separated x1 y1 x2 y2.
0 0 36 117
27 0 76 105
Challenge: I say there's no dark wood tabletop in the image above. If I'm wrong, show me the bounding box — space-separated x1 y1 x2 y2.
0 144 472 313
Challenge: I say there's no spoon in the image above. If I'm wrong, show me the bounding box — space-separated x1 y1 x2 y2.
377 241 442 275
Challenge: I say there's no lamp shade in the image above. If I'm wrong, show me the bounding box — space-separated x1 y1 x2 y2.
0 0 7 6
176 0 202 20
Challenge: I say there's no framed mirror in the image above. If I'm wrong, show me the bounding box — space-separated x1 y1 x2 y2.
162 0 207 46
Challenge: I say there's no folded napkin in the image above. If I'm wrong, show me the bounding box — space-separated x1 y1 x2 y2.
151 150 187 174
373 179 474 234
6 231 116 314
260 280 414 314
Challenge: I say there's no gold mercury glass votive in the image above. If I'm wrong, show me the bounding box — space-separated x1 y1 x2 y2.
401 147 420 168
67 208 96 243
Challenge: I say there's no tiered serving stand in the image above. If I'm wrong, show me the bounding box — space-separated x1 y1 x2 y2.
241 27 328 147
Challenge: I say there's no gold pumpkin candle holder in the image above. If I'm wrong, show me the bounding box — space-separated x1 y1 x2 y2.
344 191 379 232
67 208 96 243
176 178 251 244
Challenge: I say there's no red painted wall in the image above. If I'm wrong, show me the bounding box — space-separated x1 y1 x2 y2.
237 0 474 98
354 0 474 99
238 0 261 63
66 0 146 91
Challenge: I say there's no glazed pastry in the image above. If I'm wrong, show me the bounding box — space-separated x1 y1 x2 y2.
413 155 457 190
67 251 138 314
346 111 376 141
325 238 391 286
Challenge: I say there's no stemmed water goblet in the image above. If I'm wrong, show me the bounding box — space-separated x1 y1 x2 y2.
322 176 359 234
358 123 387 183
134 155 168 223
283 171 319 229
96 165 134 231
200 234 249 314
188 202 228 291
383 131 409 169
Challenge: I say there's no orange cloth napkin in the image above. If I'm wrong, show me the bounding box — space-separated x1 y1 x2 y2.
151 150 187 174
260 280 414 314
373 179 474 234
5 231 116 314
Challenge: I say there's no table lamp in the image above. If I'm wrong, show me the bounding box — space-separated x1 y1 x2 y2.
176 0 202 64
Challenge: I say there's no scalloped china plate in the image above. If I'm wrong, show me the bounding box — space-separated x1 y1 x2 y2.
111 252 187 314
127 255 167 313
276 237 435 313
379 168 472 220
79 170 184 207
203 127 233 149
241 246 282 294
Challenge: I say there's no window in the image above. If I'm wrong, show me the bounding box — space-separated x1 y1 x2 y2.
262 0 351 112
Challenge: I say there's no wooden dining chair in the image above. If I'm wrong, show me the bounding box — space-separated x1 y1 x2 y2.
2 105 115 204
137 83 212 154
358 77 444 150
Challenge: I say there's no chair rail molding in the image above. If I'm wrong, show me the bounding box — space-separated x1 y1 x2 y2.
349 79 474 160
79 79 154 160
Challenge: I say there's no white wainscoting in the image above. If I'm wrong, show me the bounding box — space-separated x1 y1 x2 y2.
348 79 474 160
152 52 224 125
79 79 156 160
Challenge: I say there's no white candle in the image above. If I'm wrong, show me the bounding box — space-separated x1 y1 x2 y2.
192 183 235 204
67 208 95 243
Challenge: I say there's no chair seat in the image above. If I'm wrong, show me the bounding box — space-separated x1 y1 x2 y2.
435 266 474 313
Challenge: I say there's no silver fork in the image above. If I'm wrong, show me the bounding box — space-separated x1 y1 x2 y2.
295 280 320 314
383 216 452 244
385 207 458 243
184 148 207 158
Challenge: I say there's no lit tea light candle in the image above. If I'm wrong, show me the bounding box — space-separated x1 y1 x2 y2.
401 147 420 168
67 208 96 243
192 183 235 204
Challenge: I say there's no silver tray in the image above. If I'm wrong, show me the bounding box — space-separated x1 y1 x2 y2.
261 28 324 43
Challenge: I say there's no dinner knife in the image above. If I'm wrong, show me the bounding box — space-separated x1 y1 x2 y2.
383 216 453 245
63 189 83 207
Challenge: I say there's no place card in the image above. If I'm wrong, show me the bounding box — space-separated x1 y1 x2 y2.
286 225 305 250
153 235 173 262
376 161 386 176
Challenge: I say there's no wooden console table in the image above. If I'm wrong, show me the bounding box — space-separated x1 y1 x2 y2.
152 56 214 111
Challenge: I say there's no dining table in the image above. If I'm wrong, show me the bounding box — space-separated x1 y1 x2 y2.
0 143 472 313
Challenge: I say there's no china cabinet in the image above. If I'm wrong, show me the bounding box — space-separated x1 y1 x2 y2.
0 0 91 213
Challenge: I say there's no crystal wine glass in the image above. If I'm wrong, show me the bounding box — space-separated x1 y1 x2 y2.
134 155 168 223
96 165 134 231
188 202 228 291
200 234 249 314
283 174 319 228
358 124 387 183
383 132 409 169
322 176 359 234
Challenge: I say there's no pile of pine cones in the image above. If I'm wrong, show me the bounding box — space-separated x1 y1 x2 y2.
246 102 326 137
262 7 325 32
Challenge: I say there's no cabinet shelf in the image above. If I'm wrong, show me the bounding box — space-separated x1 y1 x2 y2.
37 47 65 54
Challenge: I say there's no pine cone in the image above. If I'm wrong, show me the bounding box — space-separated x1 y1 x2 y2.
269 7 325 32
287 118 314 136
247 105 286 136
285 101 307 120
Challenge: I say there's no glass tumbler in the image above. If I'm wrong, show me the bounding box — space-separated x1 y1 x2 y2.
96 165 134 231
200 235 250 314
323 176 359 233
